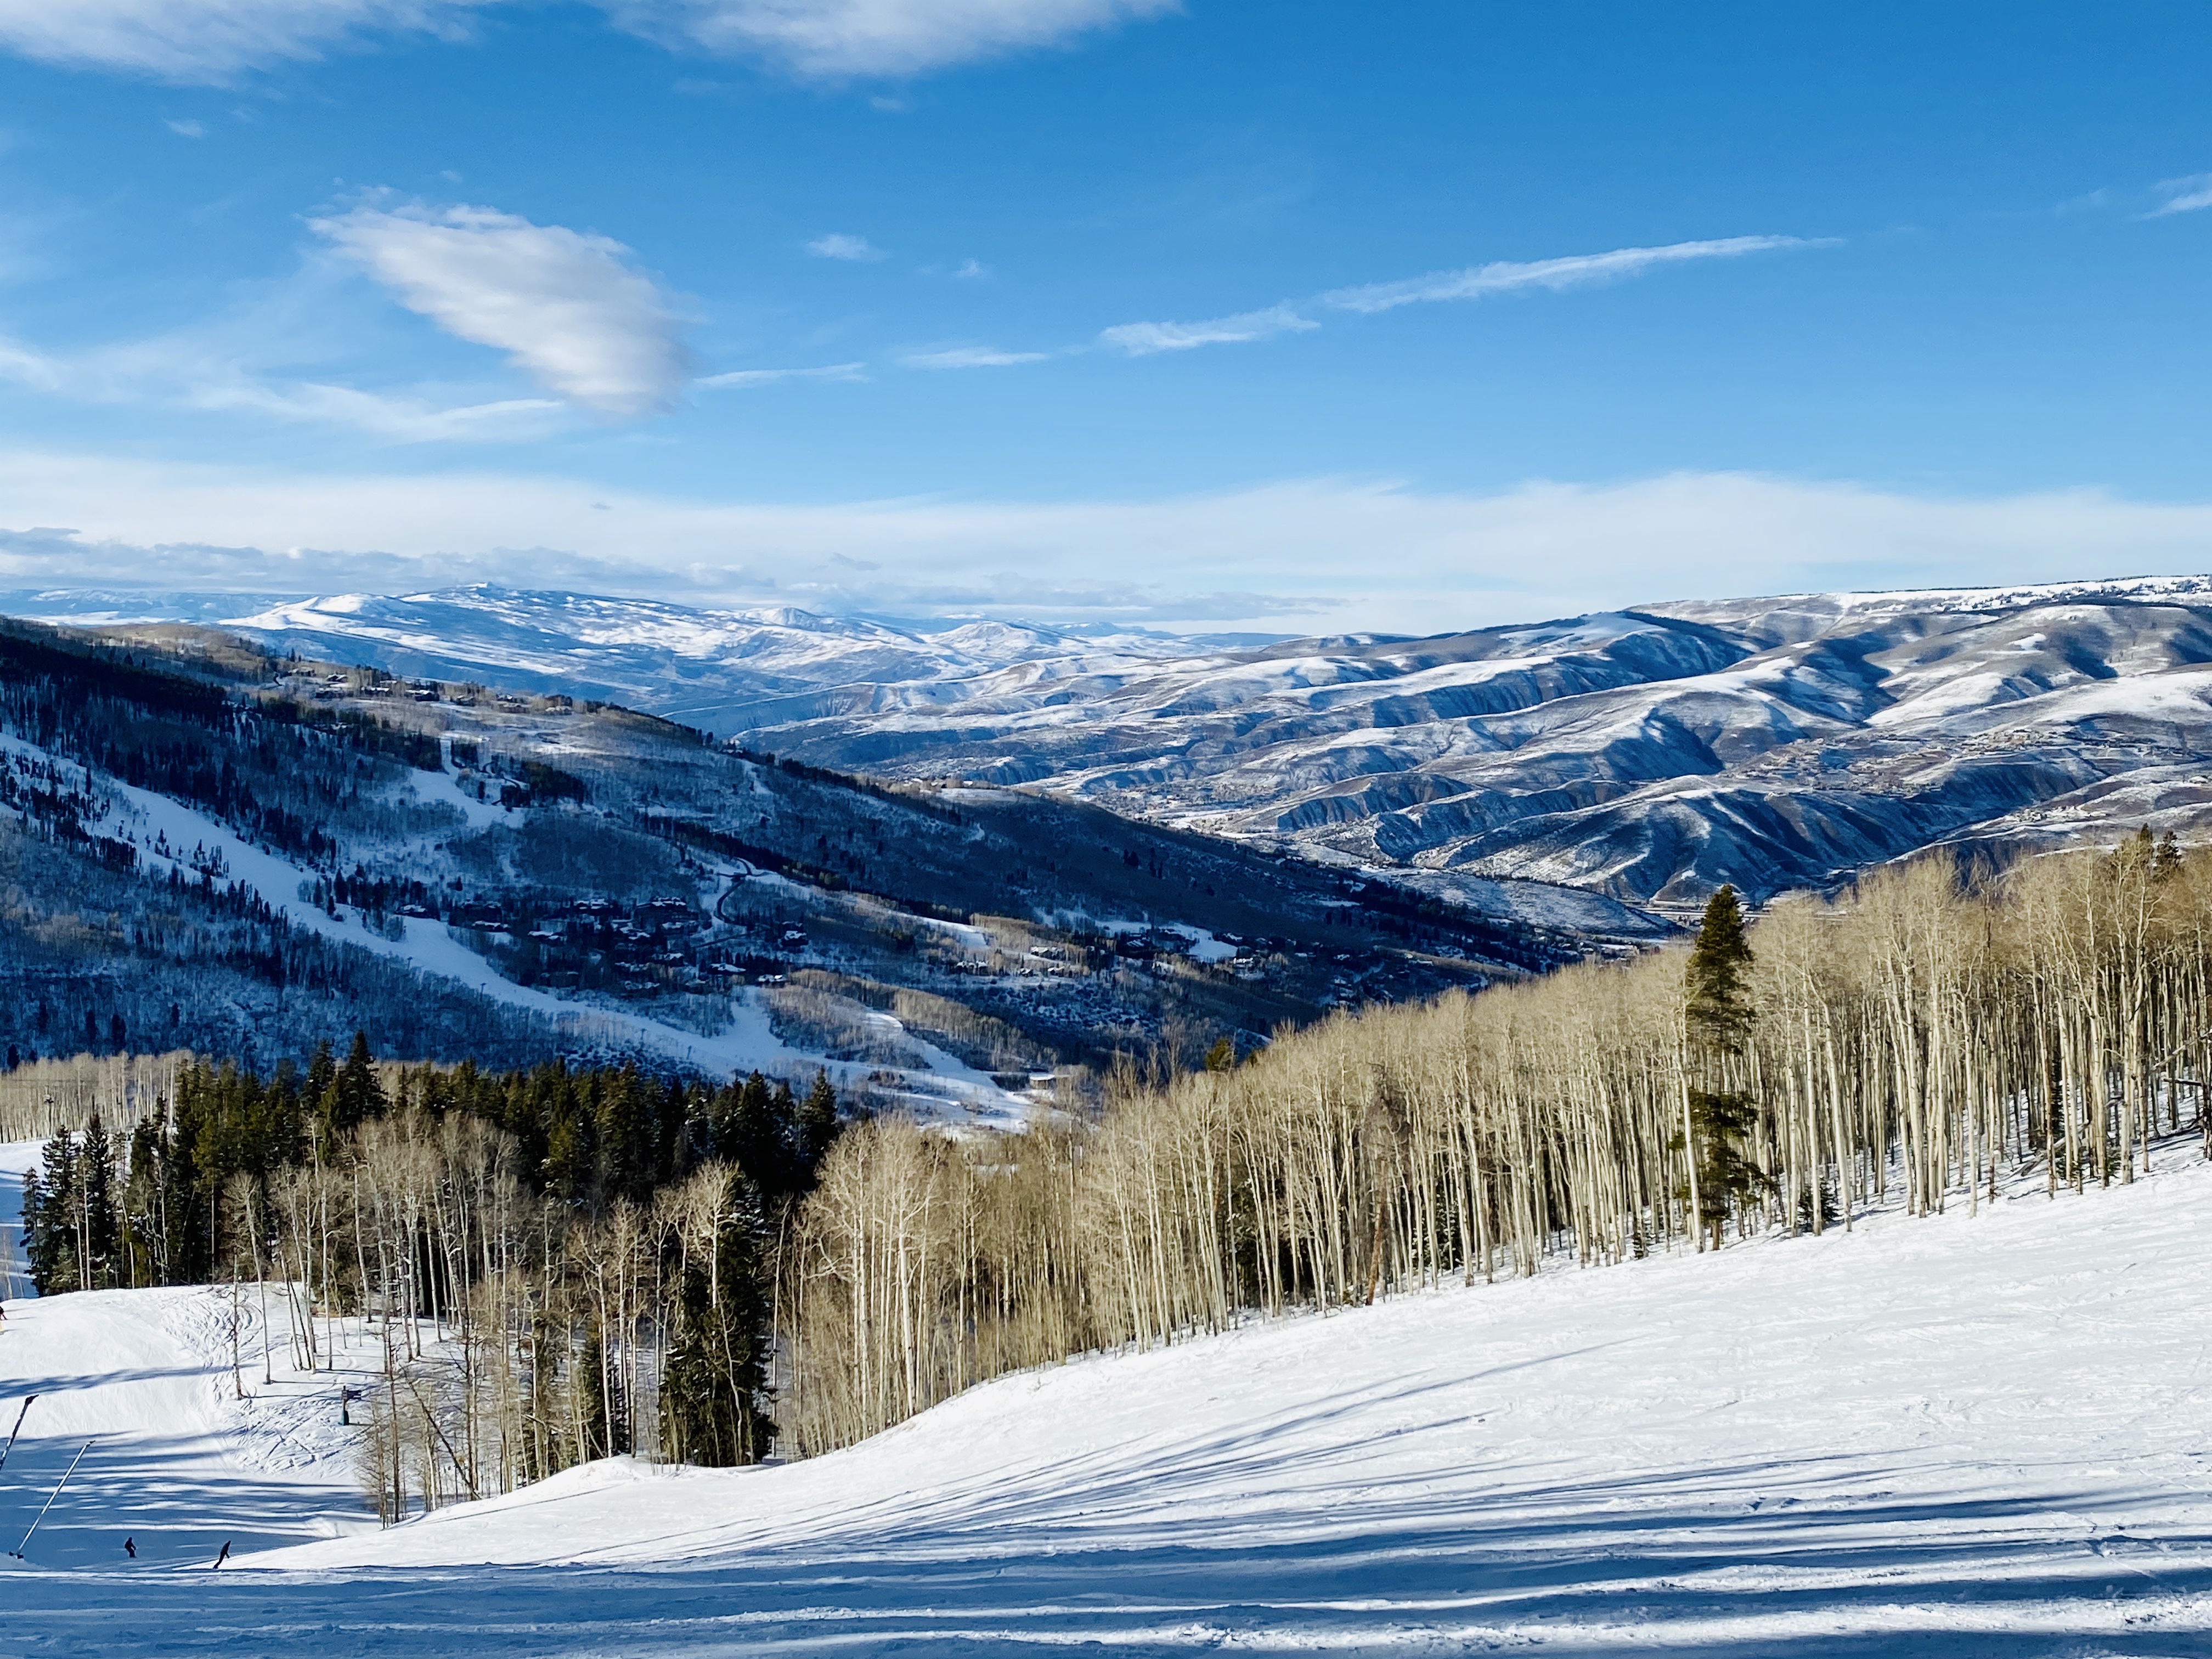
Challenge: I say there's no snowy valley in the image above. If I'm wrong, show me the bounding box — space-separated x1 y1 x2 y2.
21 575 2212 908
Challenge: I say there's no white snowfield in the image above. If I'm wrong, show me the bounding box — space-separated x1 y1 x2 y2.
4 1148 2211 1654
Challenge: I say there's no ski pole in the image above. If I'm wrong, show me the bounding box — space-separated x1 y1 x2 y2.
11 1435 94 1559
0 1395 35 1472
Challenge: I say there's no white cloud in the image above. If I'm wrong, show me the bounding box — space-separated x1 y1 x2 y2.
1098 303 1316 357
697 360 867 386
8 454 2212 635
0 308 570 445
0 0 494 83
2149 173 2212 217
0 0 1174 84
900 345 1047 369
806 232 887 261
165 117 205 137
186 379 563 441
600 0 1177 78
1322 235 1826 314
952 258 989 279
311 200 691 416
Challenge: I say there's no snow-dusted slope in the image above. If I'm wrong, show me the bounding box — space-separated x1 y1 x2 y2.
6 1142 2209 1652
769 575 2212 901
32 574 2212 901
209 586 1221 733
0 1283 371 1569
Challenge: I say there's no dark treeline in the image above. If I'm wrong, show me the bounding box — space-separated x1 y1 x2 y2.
0 618 438 865
22 1035 844 1515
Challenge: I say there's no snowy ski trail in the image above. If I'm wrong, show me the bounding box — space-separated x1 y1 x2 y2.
0 733 1026 1116
2 1138 2210 1651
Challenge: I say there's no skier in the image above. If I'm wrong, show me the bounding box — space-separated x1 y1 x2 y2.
212 1540 230 1569
123 1537 134 1559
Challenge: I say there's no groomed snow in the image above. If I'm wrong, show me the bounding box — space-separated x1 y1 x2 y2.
4 1141 2210 1652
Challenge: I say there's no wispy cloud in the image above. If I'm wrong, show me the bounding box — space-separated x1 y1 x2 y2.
1098 303 1316 357
2149 173 2212 217
601 0 1178 79
952 258 989 280
311 199 692 416
0 323 566 443
0 0 496 84
12 454 2212 636
165 117 205 138
1090 236 1824 357
187 379 563 441
900 345 1047 369
697 361 867 387
1322 235 1826 314
806 232 887 262
0 0 1176 83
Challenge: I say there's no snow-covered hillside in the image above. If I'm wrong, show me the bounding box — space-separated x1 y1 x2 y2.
766 574 2212 902
26 574 2212 903
4 1140 2208 1653
206 586 1229 734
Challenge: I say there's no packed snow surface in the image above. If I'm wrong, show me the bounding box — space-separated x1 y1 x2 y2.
4 1144 2211 1652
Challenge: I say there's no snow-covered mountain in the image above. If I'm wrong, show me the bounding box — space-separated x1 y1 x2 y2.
24 575 2212 903
761 574 2212 902
206 586 1236 732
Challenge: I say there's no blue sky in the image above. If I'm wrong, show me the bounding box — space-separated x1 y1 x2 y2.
4 2 2212 632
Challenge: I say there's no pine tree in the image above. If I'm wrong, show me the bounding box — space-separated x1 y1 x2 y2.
1677 885 1766 1247
25 1133 79 1293
594 1064 654 1204
799 1071 840 1178
78 1111 119 1289
330 1031 383 1136
660 1198 775 1466
575 1326 630 1460
716 1071 797 1199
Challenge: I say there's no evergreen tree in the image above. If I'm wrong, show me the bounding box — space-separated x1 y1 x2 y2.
575 1326 630 1460
659 1197 775 1466
330 1031 383 1136
121 1116 171 1286
715 1071 797 1199
799 1071 840 1178
544 1107 594 1204
594 1064 656 1205
1676 885 1767 1246
24 1132 78 1293
78 1110 118 1288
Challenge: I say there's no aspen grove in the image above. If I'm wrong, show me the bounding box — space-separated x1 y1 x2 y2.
779 837 2212 1453
18 1044 842 1518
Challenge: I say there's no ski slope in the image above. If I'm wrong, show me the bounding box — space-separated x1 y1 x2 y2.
0 733 1027 1120
5 1147 2211 1654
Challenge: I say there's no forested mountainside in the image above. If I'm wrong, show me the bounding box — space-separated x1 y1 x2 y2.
0 615 1645 1105
43 575 2212 908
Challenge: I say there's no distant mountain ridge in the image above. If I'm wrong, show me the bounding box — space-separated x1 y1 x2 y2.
14 575 2212 904
747 574 2212 902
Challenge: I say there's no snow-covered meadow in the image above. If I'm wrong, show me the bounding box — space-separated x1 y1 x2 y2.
2 1139 2209 1653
